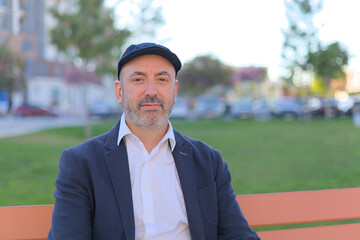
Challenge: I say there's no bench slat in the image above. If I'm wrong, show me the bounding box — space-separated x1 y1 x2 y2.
236 187 360 227
1 188 360 239
0 205 53 240
257 222 360 240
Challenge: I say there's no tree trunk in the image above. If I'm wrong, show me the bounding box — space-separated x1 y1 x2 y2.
324 79 332 119
82 61 92 139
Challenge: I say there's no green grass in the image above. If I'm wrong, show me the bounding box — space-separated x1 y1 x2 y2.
172 118 360 195
1 118 360 206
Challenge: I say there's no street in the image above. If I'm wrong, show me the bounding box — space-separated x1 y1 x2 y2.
0 115 88 138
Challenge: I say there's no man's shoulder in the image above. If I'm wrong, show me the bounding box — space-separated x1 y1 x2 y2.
174 129 219 155
64 131 110 157
65 120 120 154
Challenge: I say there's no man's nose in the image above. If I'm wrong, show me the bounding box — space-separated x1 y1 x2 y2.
145 79 158 96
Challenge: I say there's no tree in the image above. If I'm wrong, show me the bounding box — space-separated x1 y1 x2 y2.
49 0 131 76
0 43 24 113
306 41 349 117
109 0 165 43
49 0 131 138
281 0 323 84
177 55 232 96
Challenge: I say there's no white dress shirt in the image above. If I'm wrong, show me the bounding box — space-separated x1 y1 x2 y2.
117 114 191 240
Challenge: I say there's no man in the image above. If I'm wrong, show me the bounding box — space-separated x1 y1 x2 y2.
48 42 260 240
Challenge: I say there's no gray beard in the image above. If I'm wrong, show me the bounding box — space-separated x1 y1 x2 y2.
122 96 174 130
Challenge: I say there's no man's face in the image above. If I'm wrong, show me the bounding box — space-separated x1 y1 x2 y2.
115 54 178 130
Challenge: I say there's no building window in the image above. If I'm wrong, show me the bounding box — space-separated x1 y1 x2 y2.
22 40 32 52
0 0 6 29
54 64 63 77
24 59 35 78
38 62 49 76
0 15 5 29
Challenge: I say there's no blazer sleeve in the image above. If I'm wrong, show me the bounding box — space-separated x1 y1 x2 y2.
214 150 260 240
47 149 93 240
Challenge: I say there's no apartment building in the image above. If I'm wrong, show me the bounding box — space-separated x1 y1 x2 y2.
0 0 114 115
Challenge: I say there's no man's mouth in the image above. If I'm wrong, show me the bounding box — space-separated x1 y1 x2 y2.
138 97 164 111
140 103 162 111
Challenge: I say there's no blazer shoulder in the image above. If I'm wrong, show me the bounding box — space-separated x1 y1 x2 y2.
65 120 120 155
67 131 108 152
174 129 220 155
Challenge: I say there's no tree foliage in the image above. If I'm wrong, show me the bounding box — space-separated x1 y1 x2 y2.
130 0 164 41
281 0 323 82
49 0 131 78
177 55 232 96
0 43 24 95
109 0 165 43
306 41 349 94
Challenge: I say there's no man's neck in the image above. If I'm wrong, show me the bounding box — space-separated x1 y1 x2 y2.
125 119 169 154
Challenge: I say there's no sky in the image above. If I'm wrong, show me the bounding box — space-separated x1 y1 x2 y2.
109 0 360 80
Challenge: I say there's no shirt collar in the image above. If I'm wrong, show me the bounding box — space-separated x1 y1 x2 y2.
117 113 176 152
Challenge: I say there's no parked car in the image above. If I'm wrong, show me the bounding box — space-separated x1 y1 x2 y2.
89 101 122 118
231 98 253 119
306 98 340 118
338 97 356 117
193 96 227 119
271 97 304 120
14 105 57 117
170 97 190 119
252 98 272 121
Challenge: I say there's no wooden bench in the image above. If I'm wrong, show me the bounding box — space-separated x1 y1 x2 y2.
1 187 360 239
237 187 360 239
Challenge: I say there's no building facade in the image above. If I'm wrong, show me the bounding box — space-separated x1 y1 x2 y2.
0 0 115 115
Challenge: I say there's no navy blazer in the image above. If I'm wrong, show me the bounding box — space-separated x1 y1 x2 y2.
48 121 260 240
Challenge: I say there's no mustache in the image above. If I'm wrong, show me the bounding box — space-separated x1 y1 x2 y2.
138 97 164 105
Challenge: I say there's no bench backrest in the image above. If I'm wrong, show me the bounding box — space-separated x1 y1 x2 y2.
1 188 360 240
0 205 53 240
237 187 360 239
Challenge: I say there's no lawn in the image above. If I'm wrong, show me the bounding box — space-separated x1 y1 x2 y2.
1 117 359 206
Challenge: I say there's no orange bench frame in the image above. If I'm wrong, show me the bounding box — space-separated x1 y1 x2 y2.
1 187 360 240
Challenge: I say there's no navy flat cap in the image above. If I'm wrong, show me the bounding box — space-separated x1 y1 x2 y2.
117 42 182 80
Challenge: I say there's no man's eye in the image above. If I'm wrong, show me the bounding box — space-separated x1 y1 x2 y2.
158 78 168 82
133 78 142 82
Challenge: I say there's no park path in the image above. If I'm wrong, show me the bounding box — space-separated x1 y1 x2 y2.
0 115 88 138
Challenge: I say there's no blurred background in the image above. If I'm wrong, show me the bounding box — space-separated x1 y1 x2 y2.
0 0 360 206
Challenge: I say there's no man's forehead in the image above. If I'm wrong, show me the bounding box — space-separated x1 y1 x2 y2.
121 55 176 76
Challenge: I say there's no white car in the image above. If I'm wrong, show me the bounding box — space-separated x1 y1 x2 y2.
170 97 190 119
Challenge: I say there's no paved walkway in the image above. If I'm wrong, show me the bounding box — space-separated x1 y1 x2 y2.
0 115 88 138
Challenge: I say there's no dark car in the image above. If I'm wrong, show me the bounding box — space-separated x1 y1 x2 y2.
14 105 57 117
306 98 340 118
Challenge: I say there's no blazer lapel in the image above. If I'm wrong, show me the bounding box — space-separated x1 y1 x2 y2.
105 121 135 240
173 132 205 240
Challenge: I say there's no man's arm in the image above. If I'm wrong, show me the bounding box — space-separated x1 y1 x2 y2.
48 149 93 240
214 151 260 240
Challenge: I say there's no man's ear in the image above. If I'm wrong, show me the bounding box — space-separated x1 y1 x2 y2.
173 80 178 104
114 80 123 104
